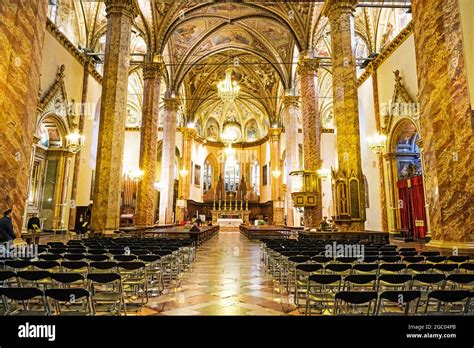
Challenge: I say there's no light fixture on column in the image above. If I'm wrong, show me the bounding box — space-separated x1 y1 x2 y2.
65 129 85 154
217 68 240 103
125 168 144 181
317 168 330 181
153 181 163 191
179 167 189 178
367 131 387 154
272 168 282 179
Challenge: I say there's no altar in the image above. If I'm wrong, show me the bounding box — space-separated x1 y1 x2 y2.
212 209 251 226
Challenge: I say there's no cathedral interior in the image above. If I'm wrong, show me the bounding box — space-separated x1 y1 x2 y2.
0 0 473 318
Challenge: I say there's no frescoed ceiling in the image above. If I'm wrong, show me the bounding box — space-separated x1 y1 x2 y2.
48 1 412 142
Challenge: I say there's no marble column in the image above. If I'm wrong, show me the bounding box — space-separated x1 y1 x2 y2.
175 127 195 222
283 95 300 226
158 97 179 224
90 0 137 234
412 0 473 248
135 62 163 226
325 0 366 231
269 128 284 224
0 0 49 236
297 57 322 229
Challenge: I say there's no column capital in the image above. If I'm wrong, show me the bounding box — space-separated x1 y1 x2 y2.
297 57 320 76
163 97 179 111
269 128 282 141
105 0 139 19
178 126 197 140
282 95 300 108
143 62 164 80
323 0 357 18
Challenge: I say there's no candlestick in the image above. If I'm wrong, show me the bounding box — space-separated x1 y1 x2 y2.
246 199 248 211
241 199 243 211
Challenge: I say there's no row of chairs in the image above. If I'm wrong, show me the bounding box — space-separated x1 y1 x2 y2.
0 272 127 315
313 289 473 316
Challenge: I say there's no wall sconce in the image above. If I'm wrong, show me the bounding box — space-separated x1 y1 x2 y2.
179 167 189 178
65 129 85 154
272 168 282 179
367 131 387 154
153 181 163 191
317 168 330 181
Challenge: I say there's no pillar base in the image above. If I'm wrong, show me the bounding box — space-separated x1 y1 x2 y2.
425 239 474 253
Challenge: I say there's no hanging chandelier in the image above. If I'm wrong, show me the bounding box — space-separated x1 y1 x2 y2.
217 68 240 103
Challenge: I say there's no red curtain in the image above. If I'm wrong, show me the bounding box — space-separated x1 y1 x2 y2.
397 175 427 239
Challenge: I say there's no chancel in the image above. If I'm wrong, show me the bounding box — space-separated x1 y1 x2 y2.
0 0 472 318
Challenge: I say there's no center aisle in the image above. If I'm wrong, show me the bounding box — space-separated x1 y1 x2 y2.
143 230 299 315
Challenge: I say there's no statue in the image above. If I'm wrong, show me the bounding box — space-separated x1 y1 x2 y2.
238 175 247 200
216 173 225 201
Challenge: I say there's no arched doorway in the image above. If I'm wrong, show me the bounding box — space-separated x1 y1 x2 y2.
387 119 427 240
27 113 71 231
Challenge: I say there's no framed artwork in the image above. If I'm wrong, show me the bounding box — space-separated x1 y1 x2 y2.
262 164 268 186
194 164 201 186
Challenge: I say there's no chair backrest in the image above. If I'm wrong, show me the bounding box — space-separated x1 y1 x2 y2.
426 256 447 264
296 264 324 274
411 273 446 288
433 264 458 273
5 260 31 270
445 274 474 289
325 263 352 274
378 274 412 290
63 254 86 261
308 274 342 286
0 287 44 300
114 255 137 262
118 261 146 271
425 290 470 315
334 291 377 315
460 263 474 272
448 256 469 264
407 263 433 274
0 271 16 283
377 290 421 315
45 288 91 315
50 272 85 285
403 256 425 264
89 261 117 271
39 254 63 261
87 272 121 284
86 254 109 262
31 261 60 270
17 270 50 282
344 275 377 289
379 263 406 274
352 263 378 274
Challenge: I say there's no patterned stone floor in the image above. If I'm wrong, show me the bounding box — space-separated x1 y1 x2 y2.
140 230 299 316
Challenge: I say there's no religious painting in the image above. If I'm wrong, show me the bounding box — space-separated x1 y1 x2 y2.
194 164 201 187
262 164 268 186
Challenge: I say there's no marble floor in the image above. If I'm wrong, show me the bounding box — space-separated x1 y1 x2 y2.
140 230 299 316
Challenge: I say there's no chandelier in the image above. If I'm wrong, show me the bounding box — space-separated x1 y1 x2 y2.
367 131 387 154
217 68 240 103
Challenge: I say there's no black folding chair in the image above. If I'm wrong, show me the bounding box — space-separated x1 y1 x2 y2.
334 291 378 315
424 290 470 315
45 288 92 315
376 290 421 315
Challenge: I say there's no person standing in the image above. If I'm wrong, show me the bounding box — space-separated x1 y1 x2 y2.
0 209 16 243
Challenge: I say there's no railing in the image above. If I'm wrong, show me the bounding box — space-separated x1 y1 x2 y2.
240 225 293 240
